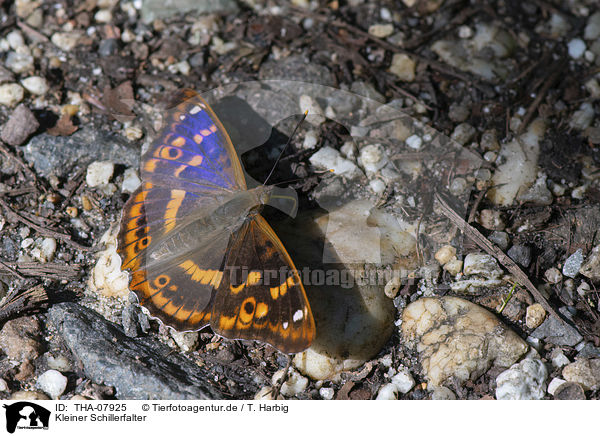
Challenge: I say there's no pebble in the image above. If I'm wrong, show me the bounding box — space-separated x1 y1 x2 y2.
531 308 583 346
584 11 600 40
448 102 470 122
495 358 548 400
10 391 50 400
553 381 586 400
434 245 456 265
272 368 308 397
562 358 600 390
369 179 386 194
507 245 531 268
302 130 318 149
569 102 595 130
547 377 567 395
389 53 416 82
545 267 563 284
550 349 570 368
477 209 505 230
368 24 394 38
443 258 463 276
358 144 388 174
86 161 115 187
579 245 600 281
390 368 415 394
401 297 528 386
121 167 142 193
309 146 362 178
463 253 503 279
5 49 34 74
431 386 457 400
319 387 334 400
450 123 476 145
375 383 398 400
0 83 25 106
525 303 546 329
0 316 43 361
37 369 68 399
21 76 50 95
299 95 325 125
563 249 584 278
51 32 81 51
567 38 586 59
0 104 39 146
405 134 422 149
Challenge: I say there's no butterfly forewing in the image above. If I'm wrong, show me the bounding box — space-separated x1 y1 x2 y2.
210 215 315 354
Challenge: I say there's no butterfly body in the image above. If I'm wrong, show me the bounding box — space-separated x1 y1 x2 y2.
117 91 315 353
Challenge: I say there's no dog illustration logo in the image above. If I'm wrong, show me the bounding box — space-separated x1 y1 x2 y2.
3 402 50 433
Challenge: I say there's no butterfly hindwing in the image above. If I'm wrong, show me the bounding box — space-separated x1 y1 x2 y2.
210 215 315 354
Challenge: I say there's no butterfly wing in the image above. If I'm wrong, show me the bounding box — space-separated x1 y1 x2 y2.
118 90 247 331
210 214 315 354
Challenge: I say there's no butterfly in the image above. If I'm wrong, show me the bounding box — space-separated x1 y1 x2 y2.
117 89 315 353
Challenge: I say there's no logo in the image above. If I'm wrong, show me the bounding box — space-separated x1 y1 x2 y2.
3 402 50 433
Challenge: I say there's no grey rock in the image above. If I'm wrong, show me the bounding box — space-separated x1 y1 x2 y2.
141 0 238 24
22 128 138 177
507 245 531 268
48 302 228 399
563 249 584 278
531 313 583 346
1 104 39 146
553 381 586 400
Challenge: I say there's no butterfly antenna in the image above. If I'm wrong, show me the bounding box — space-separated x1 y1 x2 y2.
263 110 309 186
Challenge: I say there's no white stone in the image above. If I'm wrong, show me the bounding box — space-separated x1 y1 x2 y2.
299 95 325 125
309 146 362 178
405 134 422 149
37 369 68 399
51 32 81 51
272 368 308 397
121 168 141 193
389 53 416 82
6 31 25 49
391 368 415 394
434 245 456 265
21 76 49 95
550 350 570 368
86 161 115 187
89 225 130 299
359 144 388 174
0 83 25 106
368 24 394 38
95 9 113 23
568 38 586 59
5 49 34 74
303 130 318 149
402 297 528 386
375 383 398 400
495 358 548 400
547 377 567 395
463 253 502 279
569 102 595 130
